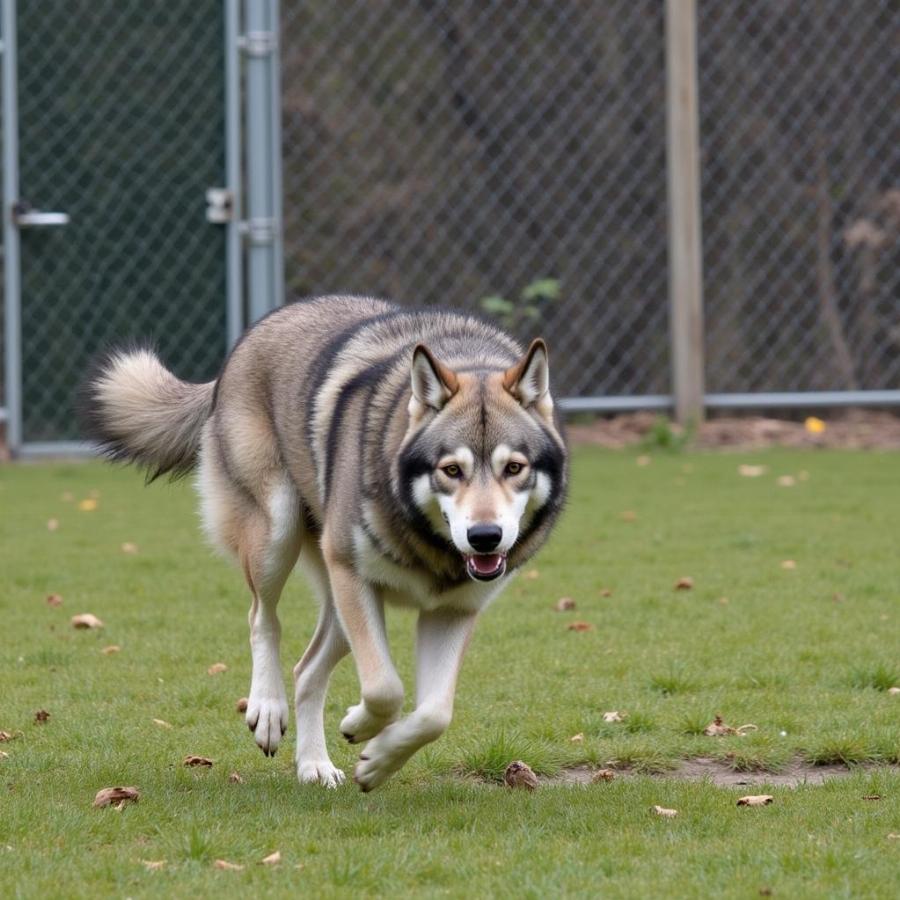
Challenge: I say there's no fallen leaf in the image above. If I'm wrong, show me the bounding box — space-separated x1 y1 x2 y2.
229 771 244 784
862 795 881 801
652 805 677 818
718 596 730 605
567 621 594 632
152 718 173 729
780 560 797 570
738 464 768 477
183 755 214 767
737 794 774 807
777 475 796 487
620 510 637 522
887 687 900 696
93 786 140 809
61 491 74 502
554 597 576 612
704 715 757 737
207 662 228 675
804 416 826 435
674 576 694 590
759 888 773 896
602 711 625 723
523 569 540 580
236 697 249 713
0 751 9 760
46 594 63 607
142 860 166 871
47 518 60 532
121 542 139 554
600 588 613 597
261 850 281 866
636 455 651 467
592 768 616 783
78 499 98 512
213 859 244 871
888 833 900 840
71 613 104 630
34 710 50 724
101 645 121 655
569 733 584 743
504 760 539 790
0 731 21 742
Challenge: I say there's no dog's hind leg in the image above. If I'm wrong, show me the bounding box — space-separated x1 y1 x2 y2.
292 547 350 787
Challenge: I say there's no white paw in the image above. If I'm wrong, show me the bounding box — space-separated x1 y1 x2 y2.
246 695 289 756
296 759 346 788
340 703 395 744
352 733 409 792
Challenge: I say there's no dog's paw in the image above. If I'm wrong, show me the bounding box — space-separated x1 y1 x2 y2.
246 695 289 756
296 759 346 789
340 703 394 744
352 741 407 793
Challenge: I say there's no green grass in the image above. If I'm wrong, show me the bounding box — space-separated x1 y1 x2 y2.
1 449 899 898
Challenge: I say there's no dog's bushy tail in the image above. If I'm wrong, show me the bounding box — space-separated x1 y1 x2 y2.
78 345 216 480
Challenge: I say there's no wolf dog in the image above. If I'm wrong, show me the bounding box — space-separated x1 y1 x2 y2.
81 296 567 791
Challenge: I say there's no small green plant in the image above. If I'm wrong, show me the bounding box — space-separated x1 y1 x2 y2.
480 277 561 333
639 415 695 453
848 663 900 692
456 729 567 782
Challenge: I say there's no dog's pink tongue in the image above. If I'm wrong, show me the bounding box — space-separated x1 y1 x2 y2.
471 554 502 575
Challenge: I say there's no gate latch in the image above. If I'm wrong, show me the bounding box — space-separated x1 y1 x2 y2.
206 188 234 224
12 201 70 227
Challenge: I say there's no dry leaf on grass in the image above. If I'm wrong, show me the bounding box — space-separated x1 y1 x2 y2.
674 576 694 590
567 621 594 632
47 518 60 532
887 833 900 840
569 733 584 743
214 859 244 871
718 597 730 605
737 794 774 807
121 542 139 554
207 662 228 675
183 755 214 768
0 731 22 742
738 464 768 477
602 711 625 723
504 760 539 790
704 715 757 737
229 771 244 784
34 710 50 724
600 588 613 597
554 597 576 612
777 475 796 487
636 455 651 467
71 613 104 629
652 805 678 818
101 645 121 655
0 751 9 760
236 697 249 713
93 786 140 809
620 510 638 522
887 687 900 696
46 594 63 607
261 851 281 866
592 768 616 783
78 499 98 512
152 718 173 730
780 560 797 570
862 795 881 801
142 860 166 871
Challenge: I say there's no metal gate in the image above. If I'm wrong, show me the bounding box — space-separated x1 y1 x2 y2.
0 0 266 454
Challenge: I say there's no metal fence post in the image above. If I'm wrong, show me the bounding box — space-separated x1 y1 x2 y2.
243 0 284 323
1 0 22 452
665 0 705 424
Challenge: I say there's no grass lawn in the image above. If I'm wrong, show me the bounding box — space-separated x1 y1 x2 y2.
1 448 899 898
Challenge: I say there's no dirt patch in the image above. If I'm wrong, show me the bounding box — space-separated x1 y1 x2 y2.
545 757 897 789
566 410 900 450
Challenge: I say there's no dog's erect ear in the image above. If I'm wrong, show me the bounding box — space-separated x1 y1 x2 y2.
411 344 459 412
503 338 551 409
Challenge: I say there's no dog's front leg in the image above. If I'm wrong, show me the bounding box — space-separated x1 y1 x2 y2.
323 553 404 744
353 607 477 792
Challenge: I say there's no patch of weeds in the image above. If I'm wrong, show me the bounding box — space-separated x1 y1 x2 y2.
649 664 697 696
848 664 900 692
183 828 214 863
456 729 567 783
609 748 677 775
803 736 878 767
639 416 695 453
716 738 791 773
623 710 657 734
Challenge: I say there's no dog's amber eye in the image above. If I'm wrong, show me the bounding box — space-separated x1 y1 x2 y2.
504 462 523 476
441 464 462 478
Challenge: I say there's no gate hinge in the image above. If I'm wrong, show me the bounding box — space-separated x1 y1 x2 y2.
239 218 278 245
238 31 277 57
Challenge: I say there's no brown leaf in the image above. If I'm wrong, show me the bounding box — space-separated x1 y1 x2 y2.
780 560 797 570
887 687 900 696
703 716 757 737
652 805 677 818
600 588 613 598
504 760 539 790
620 510 638 522
71 613 104 630
152 718 173 730
34 709 50 724
261 850 281 866
229 771 244 784
862 795 881 801
183 755 214 768
554 597 576 612
236 697 249 713
0 731 21 742
776 475 796 487
214 859 244 871
93 786 140 808
45 594 63 607
142 860 166 871
0 751 9 760
738 464 768 478
567 621 594 632
718 596 730 605
569 733 584 743
674 576 694 590
737 794 774 807
47 518 60 532
78 498 98 512
602 711 625 723
101 645 121 655
592 768 616 783
207 662 228 675
121 542 139 554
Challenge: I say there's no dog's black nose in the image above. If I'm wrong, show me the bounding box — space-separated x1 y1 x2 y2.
467 524 502 553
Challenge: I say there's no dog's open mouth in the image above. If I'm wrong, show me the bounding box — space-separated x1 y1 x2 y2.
465 552 507 582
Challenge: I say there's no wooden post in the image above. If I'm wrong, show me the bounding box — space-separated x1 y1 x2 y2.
665 0 705 425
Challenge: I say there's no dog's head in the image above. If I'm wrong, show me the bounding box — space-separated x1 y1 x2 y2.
398 339 567 582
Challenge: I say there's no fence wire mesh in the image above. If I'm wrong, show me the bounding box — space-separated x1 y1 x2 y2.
699 0 900 395
280 1 670 400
